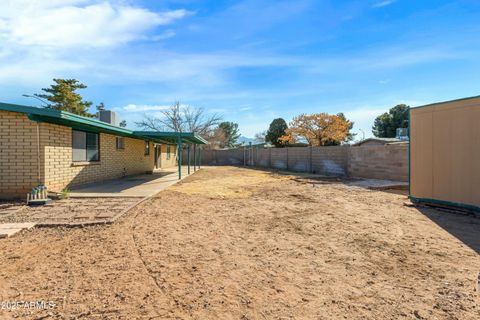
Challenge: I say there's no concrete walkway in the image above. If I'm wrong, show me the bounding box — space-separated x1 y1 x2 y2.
0 167 200 233
0 223 36 238
70 166 196 198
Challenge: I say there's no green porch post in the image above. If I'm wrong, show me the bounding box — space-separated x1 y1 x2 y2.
178 135 182 180
187 144 191 175
199 145 202 169
193 144 197 172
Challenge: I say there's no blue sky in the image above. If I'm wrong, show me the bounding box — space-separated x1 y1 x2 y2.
1 0 480 139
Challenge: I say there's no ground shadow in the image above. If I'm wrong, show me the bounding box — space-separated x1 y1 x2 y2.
69 170 177 194
415 206 480 255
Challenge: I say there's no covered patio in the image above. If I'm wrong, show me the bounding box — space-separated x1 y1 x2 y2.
134 131 207 180
69 166 194 198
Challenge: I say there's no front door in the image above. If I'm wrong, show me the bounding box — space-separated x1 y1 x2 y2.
154 144 161 169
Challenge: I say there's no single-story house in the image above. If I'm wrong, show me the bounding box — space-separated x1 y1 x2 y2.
0 102 207 199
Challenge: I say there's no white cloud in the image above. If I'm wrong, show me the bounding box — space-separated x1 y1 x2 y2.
123 104 170 112
151 30 176 41
0 1 190 48
343 97 428 140
372 0 396 9
344 106 387 139
0 1 193 86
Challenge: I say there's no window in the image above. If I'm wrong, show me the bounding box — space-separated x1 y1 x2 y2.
166 145 171 160
116 137 125 150
144 141 150 156
72 130 99 162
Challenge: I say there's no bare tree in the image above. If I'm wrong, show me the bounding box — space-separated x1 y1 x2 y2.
183 105 222 136
203 126 228 150
136 101 222 136
254 131 267 143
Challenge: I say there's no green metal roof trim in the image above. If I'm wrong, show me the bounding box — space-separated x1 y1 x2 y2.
0 102 207 144
133 131 208 145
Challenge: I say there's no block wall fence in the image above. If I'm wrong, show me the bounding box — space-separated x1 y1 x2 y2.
183 144 408 181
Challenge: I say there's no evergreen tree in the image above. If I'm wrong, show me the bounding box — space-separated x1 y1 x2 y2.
372 104 409 138
218 121 240 148
265 118 288 147
35 79 93 117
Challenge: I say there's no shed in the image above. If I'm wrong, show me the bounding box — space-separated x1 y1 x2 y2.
409 96 480 212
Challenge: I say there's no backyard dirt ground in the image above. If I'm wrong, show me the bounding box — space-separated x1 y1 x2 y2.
0 166 479 319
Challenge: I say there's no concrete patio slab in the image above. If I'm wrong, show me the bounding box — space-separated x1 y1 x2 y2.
70 166 195 198
0 222 36 238
0 222 36 229
0 228 22 238
0 167 201 230
347 179 408 190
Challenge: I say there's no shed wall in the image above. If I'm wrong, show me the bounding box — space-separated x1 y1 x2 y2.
410 97 480 209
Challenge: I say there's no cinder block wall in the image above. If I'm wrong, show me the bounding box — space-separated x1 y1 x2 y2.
270 148 287 169
181 146 205 165
348 144 408 181
312 146 349 176
183 144 409 181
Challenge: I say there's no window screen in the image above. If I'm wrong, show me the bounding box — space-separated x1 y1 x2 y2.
86 132 99 161
72 130 99 162
72 131 87 161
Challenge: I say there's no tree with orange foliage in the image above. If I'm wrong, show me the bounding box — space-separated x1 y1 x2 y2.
279 113 350 146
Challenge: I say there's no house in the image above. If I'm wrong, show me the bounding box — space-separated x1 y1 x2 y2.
0 102 207 199
353 137 405 146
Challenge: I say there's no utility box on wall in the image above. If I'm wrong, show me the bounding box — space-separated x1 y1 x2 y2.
409 96 480 212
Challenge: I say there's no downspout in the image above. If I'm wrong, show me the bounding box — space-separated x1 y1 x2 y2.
36 121 41 185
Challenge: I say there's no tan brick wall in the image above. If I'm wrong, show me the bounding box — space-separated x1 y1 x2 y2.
0 111 41 197
41 125 159 191
0 110 179 198
154 143 178 169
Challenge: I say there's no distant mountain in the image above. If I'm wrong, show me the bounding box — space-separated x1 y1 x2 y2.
237 135 256 145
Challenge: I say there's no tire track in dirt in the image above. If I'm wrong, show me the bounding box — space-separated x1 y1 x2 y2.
127 202 187 319
1 167 479 319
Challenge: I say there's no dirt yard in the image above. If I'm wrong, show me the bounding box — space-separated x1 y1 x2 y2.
0 167 478 319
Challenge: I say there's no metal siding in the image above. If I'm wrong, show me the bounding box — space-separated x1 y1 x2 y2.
410 97 480 208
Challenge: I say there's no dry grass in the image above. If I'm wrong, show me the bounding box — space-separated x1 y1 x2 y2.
171 166 290 198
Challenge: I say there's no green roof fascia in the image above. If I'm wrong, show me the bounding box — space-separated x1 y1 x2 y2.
0 102 169 144
27 114 168 144
133 131 208 145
